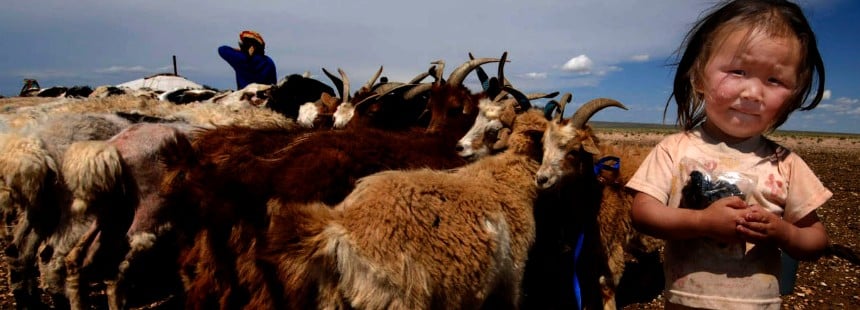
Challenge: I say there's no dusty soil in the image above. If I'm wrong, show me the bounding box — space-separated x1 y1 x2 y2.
0 128 857 309
600 130 860 310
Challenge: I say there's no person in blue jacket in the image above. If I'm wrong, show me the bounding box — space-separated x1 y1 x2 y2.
218 30 277 89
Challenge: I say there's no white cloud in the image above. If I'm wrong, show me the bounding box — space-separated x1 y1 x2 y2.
562 55 593 73
521 72 547 79
95 65 150 74
822 89 831 100
834 97 859 106
594 65 623 76
630 54 650 62
818 97 860 115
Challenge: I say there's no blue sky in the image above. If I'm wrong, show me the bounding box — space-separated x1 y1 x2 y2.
1 0 857 134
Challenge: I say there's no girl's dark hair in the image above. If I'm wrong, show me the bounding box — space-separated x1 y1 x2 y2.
666 0 825 131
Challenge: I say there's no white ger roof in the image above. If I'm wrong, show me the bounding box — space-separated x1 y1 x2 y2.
117 73 204 92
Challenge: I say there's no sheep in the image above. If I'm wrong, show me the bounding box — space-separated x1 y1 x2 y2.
534 97 663 310
0 110 147 309
41 139 129 310
0 132 62 308
51 123 193 310
261 90 549 309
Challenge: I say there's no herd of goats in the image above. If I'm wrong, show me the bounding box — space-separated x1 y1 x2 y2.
0 52 665 310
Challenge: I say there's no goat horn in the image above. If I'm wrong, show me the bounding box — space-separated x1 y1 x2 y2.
497 51 509 87
372 82 406 95
362 65 383 93
557 92 572 117
570 97 627 129
403 83 433 100
377 83 415 98
447 57 500 86
408 69 431 84
353 93 380 109
322 68 344 100
338 68 350 104
502 85 531 111
527 91 560 100
430 60 445 85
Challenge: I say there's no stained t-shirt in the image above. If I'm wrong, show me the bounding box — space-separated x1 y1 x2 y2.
626 127 831 309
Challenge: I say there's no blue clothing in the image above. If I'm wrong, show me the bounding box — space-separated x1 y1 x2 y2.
218 45 277 89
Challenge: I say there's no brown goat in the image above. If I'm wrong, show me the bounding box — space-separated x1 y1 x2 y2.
162 55 505 309
534 98 663 310
262 104 549 309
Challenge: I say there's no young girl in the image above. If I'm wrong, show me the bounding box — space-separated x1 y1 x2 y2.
626 0 830 308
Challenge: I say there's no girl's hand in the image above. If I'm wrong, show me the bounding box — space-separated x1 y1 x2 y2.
735 205 788 245
699 196 749 243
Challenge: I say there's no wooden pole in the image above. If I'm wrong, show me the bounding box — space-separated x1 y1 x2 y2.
173 55 178 76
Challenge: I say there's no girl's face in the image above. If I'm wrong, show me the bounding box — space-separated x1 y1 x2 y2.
699 28 801 143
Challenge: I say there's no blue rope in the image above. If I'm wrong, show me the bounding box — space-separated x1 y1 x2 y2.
573 229 585 309
593 156 620 176
572 156 619 309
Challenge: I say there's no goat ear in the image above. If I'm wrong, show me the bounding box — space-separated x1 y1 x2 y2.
319 93 339 112
499 106 517 126
581 135 601 156
491 128 512 151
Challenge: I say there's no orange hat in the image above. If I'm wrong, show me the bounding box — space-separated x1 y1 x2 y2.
239 30 265 47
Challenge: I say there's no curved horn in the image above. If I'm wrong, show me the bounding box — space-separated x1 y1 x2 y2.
338 68 350 104
430 60 445 85
469 52 490 89
408 69 431 84
570 97 628 129
353 93 380 109
557 92 572 116
497 51 508 88
403 83 433 100
447 57 500 86
322 68 344 99
502 85 532 111
362 65 383 93
526 91 560 100
372 82 406 95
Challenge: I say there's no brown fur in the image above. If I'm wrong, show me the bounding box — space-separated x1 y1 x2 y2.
264 109 548 309
163 77 487 309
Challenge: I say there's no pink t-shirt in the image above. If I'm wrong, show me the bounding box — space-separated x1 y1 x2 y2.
626 127 831 309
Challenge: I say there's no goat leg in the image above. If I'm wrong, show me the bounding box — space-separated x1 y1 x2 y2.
64 222 100 310
107 232 157 310
7 218 47 310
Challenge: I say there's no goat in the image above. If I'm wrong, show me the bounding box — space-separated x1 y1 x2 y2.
163 54 506 309
264 73 336 120
534 98 663 310
262 91 548 309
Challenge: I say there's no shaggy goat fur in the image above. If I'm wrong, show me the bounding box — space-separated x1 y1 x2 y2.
164 68 489 309
263 108 549 309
